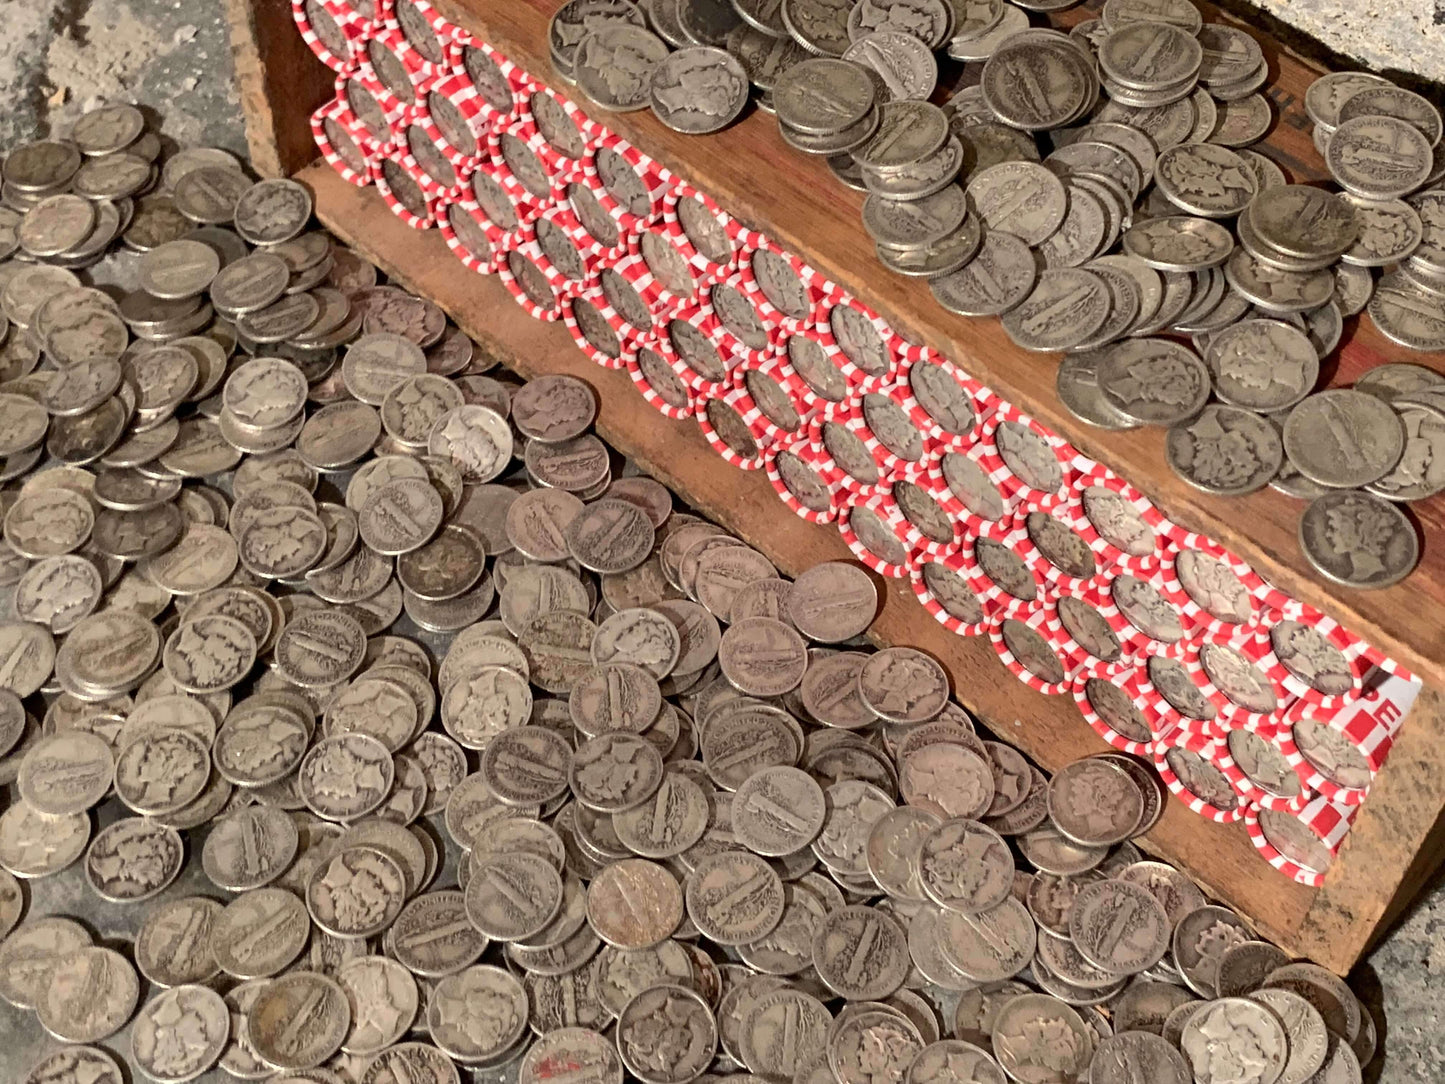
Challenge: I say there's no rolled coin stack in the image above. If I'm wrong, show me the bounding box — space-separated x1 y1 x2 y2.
0 100 1387 1084
286 3 1427 877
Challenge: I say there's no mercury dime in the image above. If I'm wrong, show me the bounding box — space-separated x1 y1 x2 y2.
685 849 785 944
1097 337 1211 425
275 609 366 687
649 46 750 134
0 803 90 879
1284 389 1405 488
859 646 948 722
1001 267 1111 351
811 904 908 999
466 850 563 941
1167 404 1283 495
299 733 394 820
1180 998 1289 1084
18 731 113 816
0 915 93 1010
966 162 1067 246
22 1047 125 1084
129 984 230 1084
732 765 826 855
586 857 684 949
38 947 139 1044
113 728 210 815
981 36 1093 132
245 970 350 1072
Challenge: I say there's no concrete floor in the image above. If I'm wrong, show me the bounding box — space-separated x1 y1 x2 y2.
0 0 1441 1081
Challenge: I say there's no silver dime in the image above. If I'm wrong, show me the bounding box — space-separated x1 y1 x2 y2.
1097 337 1211 425
1001 268 1111 351
811 904 909 998
1283 389 1405 487
38 947 139 1044
650 47 750 133
130 984 230 1084
1180 998 1289 1084
1300 489 1419 588
1167 404 1283 496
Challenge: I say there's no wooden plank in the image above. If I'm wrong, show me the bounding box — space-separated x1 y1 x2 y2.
223 0 336 177
299 161 1357 961
423 0 1445 695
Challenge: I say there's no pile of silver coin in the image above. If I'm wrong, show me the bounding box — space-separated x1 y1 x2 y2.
550 0 1445 586
0 105 1381 1083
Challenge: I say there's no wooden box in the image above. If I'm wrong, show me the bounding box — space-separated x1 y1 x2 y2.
225 0 1445 974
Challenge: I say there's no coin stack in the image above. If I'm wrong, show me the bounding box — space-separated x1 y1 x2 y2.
534 0 1445 589
0 103 1381 1084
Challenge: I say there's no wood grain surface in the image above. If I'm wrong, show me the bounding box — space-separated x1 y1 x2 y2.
224 0 337 177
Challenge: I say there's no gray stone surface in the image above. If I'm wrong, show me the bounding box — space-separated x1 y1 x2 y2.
0 0 244 155
0 1 1441 1082
1252 0 1445 88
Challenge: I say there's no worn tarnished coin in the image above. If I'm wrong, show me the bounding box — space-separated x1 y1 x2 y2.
1047 758 1145 846
0 802 90 880
466 850 563 941
298 733 394 820
85 817 185 902
0 916 93 1009
130 984 230 1084
1180 998 1289 1084
811 904 909 999
17 731 113 815
211 888 311 980
1167 405 1283 496
246 970 351 1071
38 946 139 1044
615 984 716 1084
1283 389 1405 488
586 857 683 949
1098 337 1211 425
134 895 224 988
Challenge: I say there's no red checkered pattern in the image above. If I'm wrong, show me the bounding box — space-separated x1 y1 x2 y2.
1191 626 1293 732
694 389 772 471
1152 728 1246 823
837 490 913 578
293 0 363 73
312 99 377 187
371 156 439 229
625 337 696 421
989 600 1076 696
909 549 995 637
662 184 741 282
737 239 820 335
764 432 841 525
1062 462 1172 573
436 195 499 273
894 346 996 451
587 132 674 232
1071 661 1155 756
442 32 532 125
498 237 562 322
564 287 626 370
976 404 1082 511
